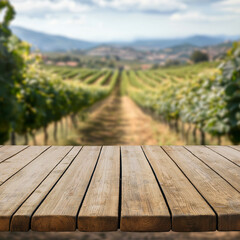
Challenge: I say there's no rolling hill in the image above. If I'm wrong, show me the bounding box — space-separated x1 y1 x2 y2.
11 26 97 52
11 26 239 52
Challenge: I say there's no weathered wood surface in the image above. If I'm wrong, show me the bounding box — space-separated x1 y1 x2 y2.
121 146 170 232
208 145 240 167
186 146 240 192
10 147 82 231
0 145 28 163
0 146 49 186
0 145 240 232
143 146 215 232
78 146 120 231
163 146 240 231
0 146 72 231
31 146 101 231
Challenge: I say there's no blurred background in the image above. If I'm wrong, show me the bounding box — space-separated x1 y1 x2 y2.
0 0 240 147
1 1 240 240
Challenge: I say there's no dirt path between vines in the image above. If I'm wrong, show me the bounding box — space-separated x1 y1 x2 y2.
65 87 184 146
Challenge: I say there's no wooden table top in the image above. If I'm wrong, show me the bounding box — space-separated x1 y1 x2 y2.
0 145 240 232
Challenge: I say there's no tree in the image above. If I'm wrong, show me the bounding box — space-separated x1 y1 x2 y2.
165 59 181 67
0 0 26 143
191 50 209 63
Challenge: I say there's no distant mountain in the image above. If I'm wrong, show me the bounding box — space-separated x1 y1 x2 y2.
11 26 97 52
125 35 239 50
11 26 239 52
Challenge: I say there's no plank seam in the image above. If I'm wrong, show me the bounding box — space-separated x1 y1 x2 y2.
0 146 52 187
8 146 75 231
25 146 83 231
205 146 240 168
118 146 122 229
76 146 103 230
228 146 240 152
0 145 29 164
141 146 172 230
184 146 240 194
161 146 218 230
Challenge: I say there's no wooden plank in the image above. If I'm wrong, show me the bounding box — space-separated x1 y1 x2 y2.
10 146 82 232
31 146 101 232
207 146 240 167
0 146 49 185
143 146 216 232
78 146 120 232
0 146 72 231
120 146 170 232
0 145 28 163
186 146 240 192
230 145 240 152
163 146 240 231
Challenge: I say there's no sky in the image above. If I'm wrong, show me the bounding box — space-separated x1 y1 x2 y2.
8 0 240 42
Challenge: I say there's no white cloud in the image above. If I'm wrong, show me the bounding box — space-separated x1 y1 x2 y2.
11 0 91 16
171 11 207 21
219 0 240 5
93 0 187 13
215 0 240 14
170 11 236 22
65 16 86 25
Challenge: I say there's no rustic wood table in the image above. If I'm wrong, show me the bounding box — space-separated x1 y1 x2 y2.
0 145 240 232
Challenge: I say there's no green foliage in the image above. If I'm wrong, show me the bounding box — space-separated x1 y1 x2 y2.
0 0 26 142
97 71 112 85
191 50 209 63
84 70 106 84
124 44 240 144
0 1 116 144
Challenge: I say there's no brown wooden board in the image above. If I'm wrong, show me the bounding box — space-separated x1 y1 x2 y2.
186 146 240 192
10 147 82 232
163 146 240 231
143 146 216 232
0 145 239 232
120 146 171 232
0 146 72 231
31 146 101 232
0 145 28 163
78 146 120 231
230 146 240 152
0 146 49 186
207 146 240 167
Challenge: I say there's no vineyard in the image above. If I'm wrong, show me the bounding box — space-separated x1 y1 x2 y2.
0 1 120 145
1 1 240 146
121 52 240 145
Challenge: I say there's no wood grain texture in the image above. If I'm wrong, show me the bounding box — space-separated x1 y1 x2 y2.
78 146 120 232
31 146 101 232
186 146 240 192
143 146 216 232
0 146 72 231
207 146 240 167
230 145 240 152
120 146 170 232
0 146 49 186
163 146 240 231
10 147 82 232
0 145 28 163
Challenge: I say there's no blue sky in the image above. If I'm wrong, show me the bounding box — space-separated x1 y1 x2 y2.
10 0 240 42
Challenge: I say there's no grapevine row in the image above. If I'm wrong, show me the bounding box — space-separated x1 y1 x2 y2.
122 43 240 144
